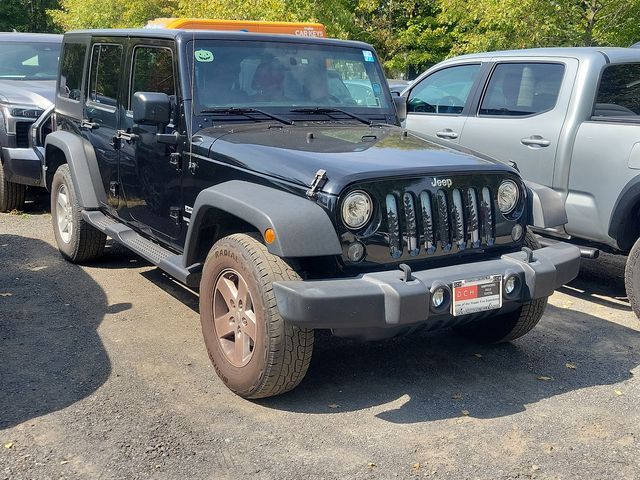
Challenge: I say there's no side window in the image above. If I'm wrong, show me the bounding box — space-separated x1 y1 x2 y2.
408 64 480 115
87 44 123 108
479 63 564 116
594 63 640 119
58 43 86 101
130 47 175 109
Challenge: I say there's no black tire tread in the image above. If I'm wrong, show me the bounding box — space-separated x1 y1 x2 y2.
625 236 640 318
51 164 106 263
0 161 26 212
205 233 313 398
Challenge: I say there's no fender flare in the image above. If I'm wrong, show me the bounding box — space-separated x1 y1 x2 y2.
608 176 640 251
524 180 567 228
44 131 106 208
184 181 342 263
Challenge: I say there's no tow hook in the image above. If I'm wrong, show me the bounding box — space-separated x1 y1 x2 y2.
522 246 535 263
399 263 413 282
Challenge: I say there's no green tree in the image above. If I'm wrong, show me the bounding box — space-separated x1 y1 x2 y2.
1 0 60 32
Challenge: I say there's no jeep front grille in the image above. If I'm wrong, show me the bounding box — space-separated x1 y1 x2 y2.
385 186 494 258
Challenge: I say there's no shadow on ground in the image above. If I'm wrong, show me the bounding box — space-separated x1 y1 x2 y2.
0 235 126 429
259 303 640 423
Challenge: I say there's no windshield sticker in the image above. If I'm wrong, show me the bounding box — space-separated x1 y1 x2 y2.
372 83 382 95
362 50 375 62
195 49 214 63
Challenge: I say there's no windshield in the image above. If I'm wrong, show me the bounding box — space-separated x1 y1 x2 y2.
0 42 61 80
188 40 391 113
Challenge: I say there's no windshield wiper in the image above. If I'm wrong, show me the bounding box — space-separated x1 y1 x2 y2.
200 107 293 125
289 107 372 126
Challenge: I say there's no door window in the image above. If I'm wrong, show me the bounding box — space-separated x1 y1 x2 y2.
479 63 564 116
58 43 86 101
129 46 175 109
87 44 123 108
408 64 480 114
593 63 640 119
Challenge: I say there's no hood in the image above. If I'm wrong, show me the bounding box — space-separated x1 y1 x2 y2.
200 123 514 194
0 80 56 109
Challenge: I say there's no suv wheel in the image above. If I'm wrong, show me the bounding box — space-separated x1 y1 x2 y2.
0 161 26 212
200 233 314 399
51 164 106 263
454 230 548 343
625 236 640 318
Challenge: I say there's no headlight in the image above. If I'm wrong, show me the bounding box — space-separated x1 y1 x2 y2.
497 180 519 214
1 105 43 119
342 190 372 229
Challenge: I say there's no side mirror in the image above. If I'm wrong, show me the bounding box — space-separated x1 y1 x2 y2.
132 92 171 126
393 95 407 123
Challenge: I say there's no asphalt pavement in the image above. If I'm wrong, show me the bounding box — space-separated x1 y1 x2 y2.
1 192 639 479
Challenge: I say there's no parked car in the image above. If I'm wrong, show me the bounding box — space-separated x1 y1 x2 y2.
44 29 579 398
401 47 640 317
0 32 62 212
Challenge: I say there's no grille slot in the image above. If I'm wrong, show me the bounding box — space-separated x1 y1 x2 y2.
384 185 495 258
15 121 31 148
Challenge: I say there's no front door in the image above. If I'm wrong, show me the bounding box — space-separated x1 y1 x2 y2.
83 41 124 210
405 63 483 144
118 43 182 242
460 60 576 187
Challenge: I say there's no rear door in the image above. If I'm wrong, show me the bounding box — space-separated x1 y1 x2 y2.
117 41 182 242
404 63 484 143
460 59 577 187
83 40 125 210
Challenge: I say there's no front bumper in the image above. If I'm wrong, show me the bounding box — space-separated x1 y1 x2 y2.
1 146 44 187
273 243 580 333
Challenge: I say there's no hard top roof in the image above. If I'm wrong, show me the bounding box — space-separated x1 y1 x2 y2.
443 46 640 63
0 32 62 43
64 28 373 49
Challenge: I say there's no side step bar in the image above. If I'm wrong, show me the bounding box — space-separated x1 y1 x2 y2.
82 210 202 287
537 236 599 259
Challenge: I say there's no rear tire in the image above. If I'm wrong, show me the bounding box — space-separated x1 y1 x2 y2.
0 161 26 212
51 164 106 263
625 236 640 319
454 230 548 343
199 233 314 399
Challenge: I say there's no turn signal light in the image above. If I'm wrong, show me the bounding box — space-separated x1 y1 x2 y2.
264 228 276 244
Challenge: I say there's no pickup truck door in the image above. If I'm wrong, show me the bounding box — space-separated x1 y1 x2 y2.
459 58 578 187
404 63 484 144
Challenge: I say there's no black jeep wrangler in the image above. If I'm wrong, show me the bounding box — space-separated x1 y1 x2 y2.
45 29 580 398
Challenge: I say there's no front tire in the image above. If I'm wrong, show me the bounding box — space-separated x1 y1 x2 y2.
454 230 548 343
51 164 106 263
625 236 640 319
0 160 26 212
199 233 314 399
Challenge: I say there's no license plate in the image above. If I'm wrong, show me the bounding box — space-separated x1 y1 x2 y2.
452 275 502 316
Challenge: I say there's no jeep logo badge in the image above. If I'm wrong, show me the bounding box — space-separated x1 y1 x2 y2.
431 178 453 188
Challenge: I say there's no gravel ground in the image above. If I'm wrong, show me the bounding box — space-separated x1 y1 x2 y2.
1 192 640 480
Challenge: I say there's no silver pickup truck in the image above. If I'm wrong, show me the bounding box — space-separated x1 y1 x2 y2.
402 47 640 317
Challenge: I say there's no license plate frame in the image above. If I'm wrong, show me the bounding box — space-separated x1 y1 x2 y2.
452 274 503 316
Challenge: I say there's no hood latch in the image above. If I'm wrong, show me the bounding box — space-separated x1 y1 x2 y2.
306 169 327 198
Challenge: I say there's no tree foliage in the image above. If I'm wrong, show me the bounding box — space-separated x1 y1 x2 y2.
4 0 638 77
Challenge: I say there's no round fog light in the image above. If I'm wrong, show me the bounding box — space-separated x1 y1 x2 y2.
511 223 523 241
505 276 518 295
347 242 365 262
432 287 445 308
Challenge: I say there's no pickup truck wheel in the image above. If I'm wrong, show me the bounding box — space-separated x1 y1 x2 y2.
200 233 314 399
624 236 640 319
454 230 548 343
0 161 26 212
51 164 106 263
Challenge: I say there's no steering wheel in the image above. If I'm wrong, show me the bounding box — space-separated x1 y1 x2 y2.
409 99 436 113
436 95 464 113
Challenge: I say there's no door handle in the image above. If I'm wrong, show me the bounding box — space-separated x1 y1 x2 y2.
521 135 550 147
115 130 139 143
436 129 459 139
80 119 99 130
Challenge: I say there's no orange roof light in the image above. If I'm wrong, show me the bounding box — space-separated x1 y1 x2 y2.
145 18 326 38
